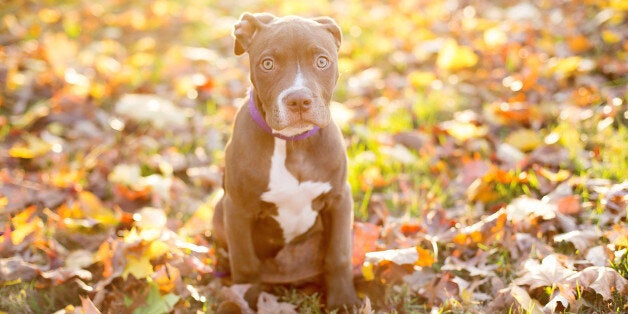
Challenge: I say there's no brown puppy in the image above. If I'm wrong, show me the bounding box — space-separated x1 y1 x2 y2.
212 12 359 310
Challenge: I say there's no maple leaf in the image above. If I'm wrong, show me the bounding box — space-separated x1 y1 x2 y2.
122 251 153 280
513 254 576 290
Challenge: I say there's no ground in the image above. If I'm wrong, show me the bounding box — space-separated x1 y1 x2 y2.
0 0 627 313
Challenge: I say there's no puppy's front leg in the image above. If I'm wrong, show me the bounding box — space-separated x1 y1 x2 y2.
223 195 260 284
323 184 360 309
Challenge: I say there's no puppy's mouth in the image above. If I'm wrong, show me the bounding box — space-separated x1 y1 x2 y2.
268 105 331 136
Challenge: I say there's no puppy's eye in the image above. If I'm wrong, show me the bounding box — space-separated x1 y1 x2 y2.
261 58 274 70
316 56 329 69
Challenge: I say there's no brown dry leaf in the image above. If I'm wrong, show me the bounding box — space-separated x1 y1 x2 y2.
553 228 599 252
0 256 41 282
568 266 628 300
453 209 507 246
257 292 297 314
419 272 459 305
513 255 576 291
80 296 102 314
508 285 544 314
218 284 255 314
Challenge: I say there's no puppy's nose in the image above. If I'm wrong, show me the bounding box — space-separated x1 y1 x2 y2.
284 90 313 112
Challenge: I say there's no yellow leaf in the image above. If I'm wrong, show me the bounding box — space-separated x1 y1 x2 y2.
0 197 7 210
123 252 153 279
415 246 435 267
437 40 478 71
180 202 214 237
602 30 621 44
78 191 118 226
9 135 51 159
442 120 487 142
148 240 170 259
609 0 628 10
505 129 542 152
52 168 83 188
548 56 581 78
408 71 436 88
11 206 44 244
538 167 571 182
362 262 375 281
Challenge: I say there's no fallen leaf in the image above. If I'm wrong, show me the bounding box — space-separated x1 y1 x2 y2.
553 228 599 252
513 255 576 290
352 222 381 269
10 205 43 245
8 136 52 159
133 282 180 314
80 296 102 314
437 39 478 71
506 196 557 222
568 266 628 300
152 263 180 293
505 129 542 152
507 285 544 314
440 120 487 142
257 292 297 314
415 246 435 267
115 94 187 129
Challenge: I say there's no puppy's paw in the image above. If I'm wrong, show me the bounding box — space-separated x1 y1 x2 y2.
327 293 362 313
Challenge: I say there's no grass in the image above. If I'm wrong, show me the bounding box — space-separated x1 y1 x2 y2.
0 280 82 314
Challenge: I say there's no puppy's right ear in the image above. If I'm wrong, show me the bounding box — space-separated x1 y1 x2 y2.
233 12 276 56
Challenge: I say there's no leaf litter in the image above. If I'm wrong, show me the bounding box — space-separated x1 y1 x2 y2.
1 0 627 313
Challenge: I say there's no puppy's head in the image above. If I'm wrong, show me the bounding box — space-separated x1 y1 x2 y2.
233 13 342 136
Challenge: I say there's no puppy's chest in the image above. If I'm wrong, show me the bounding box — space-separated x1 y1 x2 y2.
261 139 331 243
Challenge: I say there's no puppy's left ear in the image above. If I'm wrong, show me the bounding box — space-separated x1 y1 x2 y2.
314 17 342 50
233 12 276 55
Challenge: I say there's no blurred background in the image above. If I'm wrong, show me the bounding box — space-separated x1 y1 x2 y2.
1 0 626 312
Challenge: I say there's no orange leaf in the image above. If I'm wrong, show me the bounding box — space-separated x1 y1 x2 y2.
415 246 435 267
80 296 102 314
556 195 581 215
352 222 381 268
152 263 180 293
567 35 591 53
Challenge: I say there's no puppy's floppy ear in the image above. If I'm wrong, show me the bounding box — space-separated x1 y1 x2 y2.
233 12 276 56
313 17 342 50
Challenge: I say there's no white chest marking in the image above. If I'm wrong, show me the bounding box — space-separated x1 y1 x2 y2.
261 139 331 243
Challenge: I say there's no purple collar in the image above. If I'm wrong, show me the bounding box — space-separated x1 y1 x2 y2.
248 89 320 141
